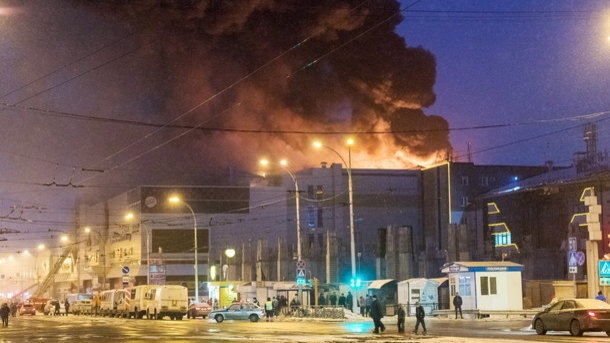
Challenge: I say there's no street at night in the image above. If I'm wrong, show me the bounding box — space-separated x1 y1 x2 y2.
2 313 610 343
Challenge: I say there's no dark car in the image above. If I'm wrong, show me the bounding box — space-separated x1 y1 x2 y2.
533 298 610 336
209 302 264 323
187 302 212 319
19 303 36 316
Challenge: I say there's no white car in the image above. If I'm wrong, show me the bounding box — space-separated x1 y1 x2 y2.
43 300 66 316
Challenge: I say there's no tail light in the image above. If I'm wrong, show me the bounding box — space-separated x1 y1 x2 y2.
587 311 597 318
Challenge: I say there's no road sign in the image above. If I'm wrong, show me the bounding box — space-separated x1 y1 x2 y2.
568 252 577 267
297 260 305 269
575 251 585 266
569 266 577 274
568 237 577 252
122 266 130 275
599 260 610 277
122 275 130 286
297 269 306 278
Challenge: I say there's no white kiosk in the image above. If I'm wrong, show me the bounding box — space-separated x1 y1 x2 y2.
441 261 523 313
397 278 446 316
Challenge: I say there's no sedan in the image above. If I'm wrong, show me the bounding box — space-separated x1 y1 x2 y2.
210 302 264 323
533 298 610 336
187 302 212 319
19 303 36 316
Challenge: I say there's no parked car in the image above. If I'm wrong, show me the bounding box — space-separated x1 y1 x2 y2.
19 303 36 316
210 302 264 323
533 298 610 336
187 302 212 319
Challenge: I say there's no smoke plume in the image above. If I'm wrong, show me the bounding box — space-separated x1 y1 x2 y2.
70 0 451 173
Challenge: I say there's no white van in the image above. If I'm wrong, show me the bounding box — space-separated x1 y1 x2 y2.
99 289 130 317
128 285 156 319
144 285 188 320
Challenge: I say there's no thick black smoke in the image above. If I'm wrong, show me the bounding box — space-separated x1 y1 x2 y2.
72 0 451 171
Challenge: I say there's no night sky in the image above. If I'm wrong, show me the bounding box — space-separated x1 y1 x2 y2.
0 0 609 248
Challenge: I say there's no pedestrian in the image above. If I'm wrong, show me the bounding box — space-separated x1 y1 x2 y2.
596 291 607 302
64 299 70 315
338 293 346 308
453 292 463 319
365 294 372 317
412 301 427 335
318 292 326 306
0 303 9 327
272 296 279 316
252 297 260 306
396 304 405 333
346 291 353 312
264 297 274 322
54 300 60 316
358 296 366 316
329 292 337 306
370 295 385 334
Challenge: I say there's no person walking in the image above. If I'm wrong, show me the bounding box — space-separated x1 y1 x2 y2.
396 304 405 333
453 292 463 319
596 291 607 302
370 295 385 334
412 302 427 335
0 303 9 327
365 295 372 317
264 297 274 322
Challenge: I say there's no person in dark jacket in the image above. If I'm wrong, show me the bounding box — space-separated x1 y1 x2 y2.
396 304 405 333
369 295 385 334
413 302 426 335
0 303 10 327
453 293 463 319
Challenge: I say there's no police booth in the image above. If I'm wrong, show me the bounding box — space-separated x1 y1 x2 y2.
441 261 523 313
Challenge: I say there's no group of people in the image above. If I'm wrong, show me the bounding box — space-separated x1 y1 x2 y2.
370 292 465 336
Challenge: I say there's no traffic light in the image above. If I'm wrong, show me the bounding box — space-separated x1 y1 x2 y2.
350 277 362 289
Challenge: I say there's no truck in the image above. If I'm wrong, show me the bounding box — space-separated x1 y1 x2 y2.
127 285 156 319
144 285 188 320
66 293 93 315
99 289 130 317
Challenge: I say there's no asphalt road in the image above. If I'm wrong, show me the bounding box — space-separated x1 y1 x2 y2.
2 312 610 343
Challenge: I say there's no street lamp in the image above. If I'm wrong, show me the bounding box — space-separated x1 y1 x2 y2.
168 195 199 303
260 158 303 302
259 159 301 263
313 138 356 284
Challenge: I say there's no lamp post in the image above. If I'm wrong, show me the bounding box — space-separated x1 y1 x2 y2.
260 158 302 302
313 139 356 283
168 196 199 303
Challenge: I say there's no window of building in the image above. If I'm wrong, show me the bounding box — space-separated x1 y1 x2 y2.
316 185 324 199
481 176 489 187
317 208 323 227
461 176 469 186
307 206 316 228
460 196 469 207
480 276 497 295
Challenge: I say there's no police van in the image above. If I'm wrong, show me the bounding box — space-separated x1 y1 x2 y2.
144 285 188 320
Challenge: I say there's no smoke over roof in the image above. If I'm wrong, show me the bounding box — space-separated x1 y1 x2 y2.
71 0 450 172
